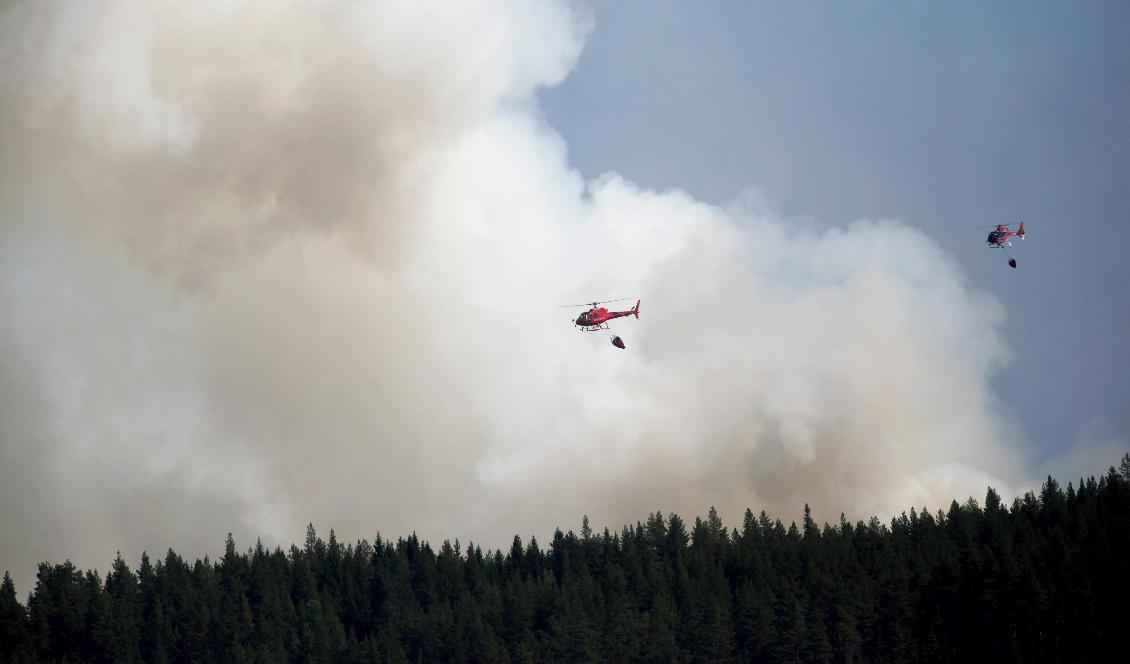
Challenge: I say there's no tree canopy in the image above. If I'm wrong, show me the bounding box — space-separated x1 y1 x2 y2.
3 457 1128 663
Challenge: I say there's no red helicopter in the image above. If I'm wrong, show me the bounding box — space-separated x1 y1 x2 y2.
986 221 1025 268
558 298 640 348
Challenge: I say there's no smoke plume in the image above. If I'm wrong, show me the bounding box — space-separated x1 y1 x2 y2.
0 0 1046 595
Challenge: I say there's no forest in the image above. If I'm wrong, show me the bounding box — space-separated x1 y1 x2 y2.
3 456 1128 663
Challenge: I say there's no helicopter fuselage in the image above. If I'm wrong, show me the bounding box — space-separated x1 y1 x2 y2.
573 300 640 331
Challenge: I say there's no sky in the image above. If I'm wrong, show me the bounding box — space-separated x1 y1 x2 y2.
1 1 1126 597
541 0 1130 464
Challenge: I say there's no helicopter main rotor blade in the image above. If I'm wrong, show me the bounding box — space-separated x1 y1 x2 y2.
554 297 632 308
957 222 1024 229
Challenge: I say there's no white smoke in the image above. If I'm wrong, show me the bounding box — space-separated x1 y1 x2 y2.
0 0 1044 596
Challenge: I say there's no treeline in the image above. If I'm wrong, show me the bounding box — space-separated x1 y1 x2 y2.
3 458 1129 663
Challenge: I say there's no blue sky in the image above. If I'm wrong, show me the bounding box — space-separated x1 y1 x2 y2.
541 0 1130 465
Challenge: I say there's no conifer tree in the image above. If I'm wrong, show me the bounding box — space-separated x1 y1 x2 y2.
1 571 32 662
104 553 142 663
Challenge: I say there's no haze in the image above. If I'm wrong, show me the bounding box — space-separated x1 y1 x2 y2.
2 1 1125 596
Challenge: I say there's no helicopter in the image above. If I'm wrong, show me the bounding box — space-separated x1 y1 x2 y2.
558 298 640 348
986 221 1025 268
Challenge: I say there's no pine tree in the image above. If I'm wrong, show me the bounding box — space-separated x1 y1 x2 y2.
104 553 142 663
29 561 89 662
1 571 33 662
81 569 114 663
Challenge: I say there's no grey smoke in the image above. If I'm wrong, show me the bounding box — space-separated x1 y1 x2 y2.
0 0 1100 596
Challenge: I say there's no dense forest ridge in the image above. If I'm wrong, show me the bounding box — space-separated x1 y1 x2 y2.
2 457 1128 663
